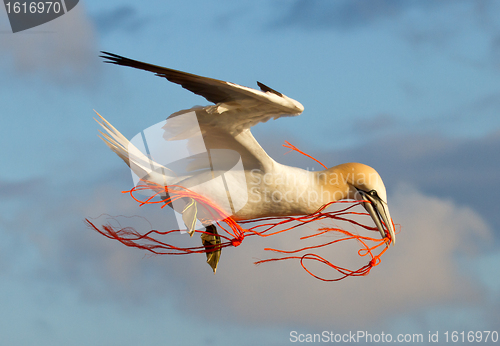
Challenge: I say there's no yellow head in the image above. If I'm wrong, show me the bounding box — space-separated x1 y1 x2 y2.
319 162 395 245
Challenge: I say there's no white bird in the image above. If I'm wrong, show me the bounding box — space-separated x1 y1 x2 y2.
96 52 395 272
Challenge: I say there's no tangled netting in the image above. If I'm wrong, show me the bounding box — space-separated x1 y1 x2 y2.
87 142 396 281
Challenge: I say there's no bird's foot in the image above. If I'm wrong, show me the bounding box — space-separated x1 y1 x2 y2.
201 224 221 274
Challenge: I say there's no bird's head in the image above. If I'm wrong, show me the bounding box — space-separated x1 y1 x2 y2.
322 163 396 245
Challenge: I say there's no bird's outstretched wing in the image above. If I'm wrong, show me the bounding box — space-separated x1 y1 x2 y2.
100 52 304 173
100 52 307 186
100 51 304 112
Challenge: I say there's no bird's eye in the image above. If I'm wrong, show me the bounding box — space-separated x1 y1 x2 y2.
369 190 378 197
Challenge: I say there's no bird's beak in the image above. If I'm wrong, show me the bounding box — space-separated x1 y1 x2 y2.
360 192 396 246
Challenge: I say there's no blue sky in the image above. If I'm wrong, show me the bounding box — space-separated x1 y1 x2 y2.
1 0 499 345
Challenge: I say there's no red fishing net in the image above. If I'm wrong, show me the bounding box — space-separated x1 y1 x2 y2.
87 142 396 281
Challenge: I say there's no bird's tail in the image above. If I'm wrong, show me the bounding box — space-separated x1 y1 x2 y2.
94 110 169 183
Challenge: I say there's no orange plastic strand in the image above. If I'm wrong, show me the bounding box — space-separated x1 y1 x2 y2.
282 140 328 170
87 180 246 256
255 233 390 281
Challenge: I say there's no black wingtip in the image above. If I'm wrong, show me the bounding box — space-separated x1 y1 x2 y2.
99 51 126 65
257 81 283 97
99 51 122 58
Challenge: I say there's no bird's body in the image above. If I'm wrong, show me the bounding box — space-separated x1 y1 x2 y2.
96 52 395 272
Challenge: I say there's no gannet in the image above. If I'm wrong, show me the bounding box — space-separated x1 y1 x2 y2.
97 52 396 272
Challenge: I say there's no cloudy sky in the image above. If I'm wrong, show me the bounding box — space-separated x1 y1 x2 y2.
1 0 500 345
